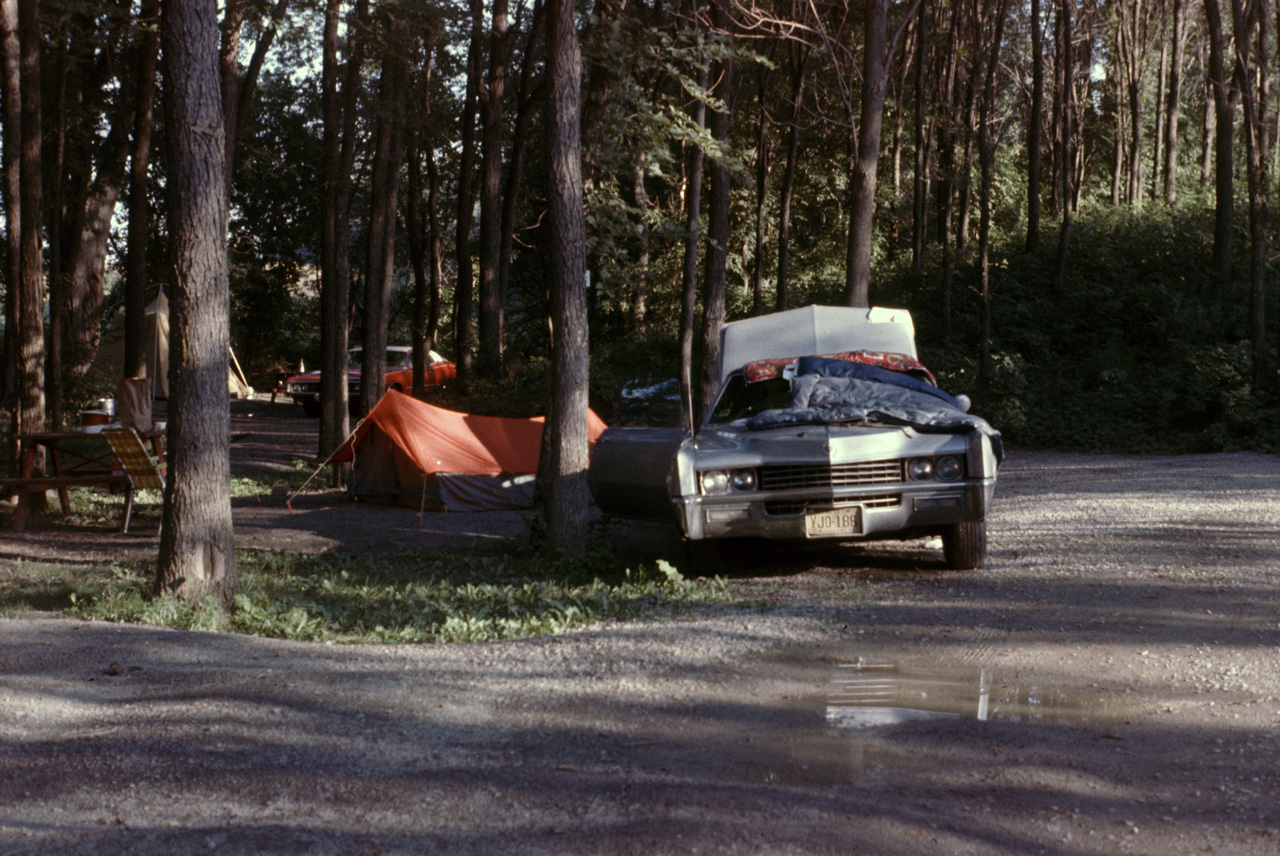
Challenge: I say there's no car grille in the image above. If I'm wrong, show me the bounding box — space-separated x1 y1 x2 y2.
765 494 901 517
759 459 903 491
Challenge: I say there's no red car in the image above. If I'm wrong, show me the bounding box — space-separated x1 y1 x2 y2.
286 346 455 417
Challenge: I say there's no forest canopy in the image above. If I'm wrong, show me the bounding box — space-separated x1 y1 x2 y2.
2 0 1279 457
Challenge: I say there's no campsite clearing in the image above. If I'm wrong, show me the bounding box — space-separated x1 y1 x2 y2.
3 397 1280 855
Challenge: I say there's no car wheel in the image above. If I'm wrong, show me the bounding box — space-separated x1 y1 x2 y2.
301 398 321 418
941 521 986 570
679 538 726 577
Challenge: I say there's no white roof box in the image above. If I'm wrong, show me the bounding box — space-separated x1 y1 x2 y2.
718 305 917 384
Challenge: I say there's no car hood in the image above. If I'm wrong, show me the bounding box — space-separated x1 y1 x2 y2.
690 421 923 463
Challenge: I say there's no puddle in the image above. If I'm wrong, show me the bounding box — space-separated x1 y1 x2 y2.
733 659 1116 787
828 659 1108 728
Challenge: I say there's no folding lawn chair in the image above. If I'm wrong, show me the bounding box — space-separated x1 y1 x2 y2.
103 427 165 534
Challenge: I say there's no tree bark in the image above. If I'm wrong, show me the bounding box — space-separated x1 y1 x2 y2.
1204 0 1235 288
751 62 769 317
776 27 806 310
454 0 484 385
978 0 1008 399
360 8 409 418
1052 0 1074 290
1163 0 1187 203
498 0 544 327
844 0 891 308
124 0 161 382
408 36 436 397
1227 0 1267 389
0 0 20 429
1026 0 1043 252
15 0 44 465
542 0 590 555
679 50 708 433
697 0 733 422
478 0 510 380
158 0 236 606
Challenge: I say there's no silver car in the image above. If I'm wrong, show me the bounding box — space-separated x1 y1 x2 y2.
589 305 1001 570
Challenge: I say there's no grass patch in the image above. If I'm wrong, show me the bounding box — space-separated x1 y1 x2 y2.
0 546 737 644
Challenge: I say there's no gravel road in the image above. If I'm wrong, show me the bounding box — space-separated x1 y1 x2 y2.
2 404 1279 855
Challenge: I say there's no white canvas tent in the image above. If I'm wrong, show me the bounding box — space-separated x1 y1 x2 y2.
141 289 253 400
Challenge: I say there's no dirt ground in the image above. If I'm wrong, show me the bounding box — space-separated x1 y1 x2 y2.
2 397 1280 855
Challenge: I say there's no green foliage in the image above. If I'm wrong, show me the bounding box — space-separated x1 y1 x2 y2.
4 546 733 644
877 201 1280 454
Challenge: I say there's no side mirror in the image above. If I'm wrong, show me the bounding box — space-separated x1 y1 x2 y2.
955 394 972 413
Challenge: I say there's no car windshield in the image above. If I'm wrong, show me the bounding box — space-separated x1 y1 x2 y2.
347 349 413 368
706 375 793 424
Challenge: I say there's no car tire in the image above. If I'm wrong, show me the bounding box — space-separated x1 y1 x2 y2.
679 537 726 577
941 521 986 570
301 398 321 418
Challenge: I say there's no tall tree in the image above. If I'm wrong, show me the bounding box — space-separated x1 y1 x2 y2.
977 0 1009 397
775 4 807 309
478 0 510 379
542 0 590 553
220 0 291 195
360 6 410 417
843 0 921 306
158 0 236 605
0 0 20 425
124 0 162 382
454 0 484 385
1052 0 1075 289
14 0 43 469
1203 0 1236 288
696 0 733 421
1026 0 1044 251
1227 0 1268 389
1162 0 1188 203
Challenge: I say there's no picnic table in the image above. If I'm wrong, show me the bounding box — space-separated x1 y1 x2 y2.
2 428 164 532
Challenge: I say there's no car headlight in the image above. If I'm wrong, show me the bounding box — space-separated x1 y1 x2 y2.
729 469 756 491
935 455 963 480
907 458 935 481
700 470 730 495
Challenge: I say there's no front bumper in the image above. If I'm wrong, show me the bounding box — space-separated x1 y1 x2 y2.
672 427 998 542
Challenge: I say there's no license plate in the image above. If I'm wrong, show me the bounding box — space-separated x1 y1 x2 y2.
805 506 861 537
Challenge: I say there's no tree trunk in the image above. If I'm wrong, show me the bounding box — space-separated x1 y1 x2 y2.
911 1 928 272
15 0 44 466
751 62 769 317
937 2 960 342
1152 4 1168 202
978 0 1008 399
844 0 891 308
408 37 435 397
776 33 805 310
360 9 409 417
124 0 161 382
1026 0 1043 252
1204 0 1235 288
498 0 544 328
220 0 290 195
1163 0 1187 202
478 0 509 380
1052 0 1074 290
318 0 344 461
454 0 484 385
158 0 236 606
319 0 366 469
678 53 708 433
632 154 650 330
0 0 18 428
542 0 590 555
1228 0 1267 389
697 0 733 422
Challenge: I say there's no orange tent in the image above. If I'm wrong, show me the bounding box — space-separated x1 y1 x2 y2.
332 390 607 511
